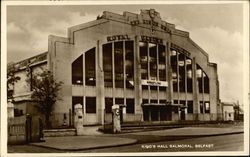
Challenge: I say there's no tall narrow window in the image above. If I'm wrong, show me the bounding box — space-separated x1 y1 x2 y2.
105 98 113 113
115 42 124 88
171 49 178 92
204 72 210 93
85 48 96 86
196 64 203 93
205 101 210 113
103 43 112 87
139 42 148 80
178 53 185 92
125 41 134 89
86 97 96 113
72 55 83 85
126 99 135 114
149 43 157 81
187 101 193 113
186 57 193 92
158 45 166 81
200 101 204 114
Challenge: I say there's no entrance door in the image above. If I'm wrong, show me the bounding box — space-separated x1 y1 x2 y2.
180 108 185 120
160 106 172 121
143 107 149 121
151 107 159 121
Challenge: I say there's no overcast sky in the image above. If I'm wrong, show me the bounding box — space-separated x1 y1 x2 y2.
6 3 245 104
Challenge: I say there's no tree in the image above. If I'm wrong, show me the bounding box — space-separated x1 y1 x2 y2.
7 64 20 101
27 70 63 128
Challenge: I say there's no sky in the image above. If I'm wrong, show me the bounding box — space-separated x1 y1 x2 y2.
6 3 246 105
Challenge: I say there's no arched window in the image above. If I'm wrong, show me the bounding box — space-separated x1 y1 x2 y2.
72 55 83 85
204 72 210 93
85 48 96 86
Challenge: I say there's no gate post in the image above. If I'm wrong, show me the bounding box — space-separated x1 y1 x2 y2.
26 114 32 143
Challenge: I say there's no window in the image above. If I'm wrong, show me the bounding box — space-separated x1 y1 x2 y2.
115 98 124 105
14 109 24 117
125 41 134 89
103 43 113 87
72 96 83 113
187 101 193 113
179 100 186 107
149 43 157 80
159 99 166 104
142 99 149 104
126 99 134 114
72 55 83 85
158 45 166 81
178 53 186 92
204 101 210 113
200 101 204 114
204 73 210 93
196 64 210 94
140 42 148 80
86 97 96 113
196 64 203 93
105 98 113 113
150 99 158 103
115 42 124 88
85 48 96 86
150 86 157 90
186 57 193 93
171 49 178 92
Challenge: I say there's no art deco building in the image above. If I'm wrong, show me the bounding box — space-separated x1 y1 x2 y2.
9 9 222 127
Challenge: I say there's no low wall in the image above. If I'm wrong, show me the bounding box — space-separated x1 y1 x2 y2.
43 129 76 137
8 115 42 145
8 116 27 144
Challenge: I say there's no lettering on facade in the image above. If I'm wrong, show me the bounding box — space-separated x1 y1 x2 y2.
130 20 171 33
140 36 163 44
107 35 130 42
141 80 168 87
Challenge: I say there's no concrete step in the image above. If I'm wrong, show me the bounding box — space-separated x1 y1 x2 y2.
121 125 182 133
43 128 76 137
44 126 103 137
82 125 104 135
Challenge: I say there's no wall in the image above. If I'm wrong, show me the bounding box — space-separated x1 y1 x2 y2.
47 9 220 126
223 105 234 121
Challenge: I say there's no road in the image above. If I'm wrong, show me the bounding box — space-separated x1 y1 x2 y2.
8 133 244 153
79 133 244 152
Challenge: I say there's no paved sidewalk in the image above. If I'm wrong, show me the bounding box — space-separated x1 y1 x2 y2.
126 126 244 136
31 136 137 151
30 126 243 151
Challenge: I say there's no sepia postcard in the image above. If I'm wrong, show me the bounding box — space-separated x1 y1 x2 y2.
1 0 249 156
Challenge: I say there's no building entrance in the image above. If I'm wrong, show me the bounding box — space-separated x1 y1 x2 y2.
180 107 186 120
143 106 172 121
